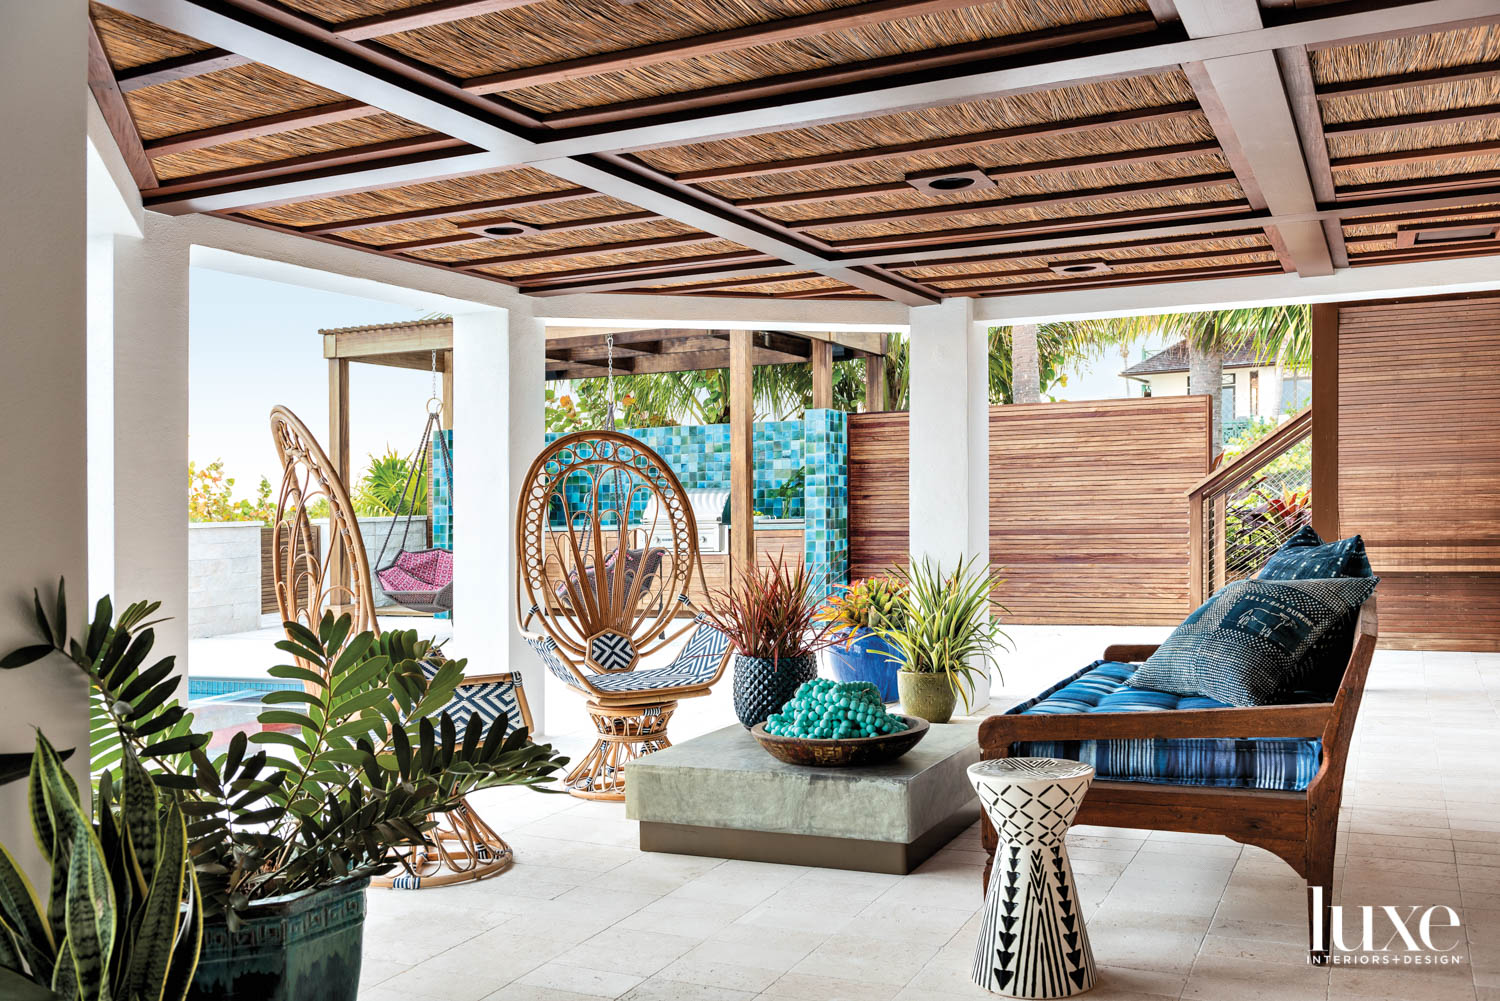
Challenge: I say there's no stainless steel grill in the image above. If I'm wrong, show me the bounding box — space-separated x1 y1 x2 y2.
642 489 728 554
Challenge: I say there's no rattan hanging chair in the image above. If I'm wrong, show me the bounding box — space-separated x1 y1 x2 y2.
269 405 533 888
516 430 731 801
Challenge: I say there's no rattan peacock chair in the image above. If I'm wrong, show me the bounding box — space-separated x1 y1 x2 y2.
516 430 732 801
269 405 533 888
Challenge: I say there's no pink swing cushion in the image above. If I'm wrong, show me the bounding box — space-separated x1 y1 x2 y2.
377 547 453 593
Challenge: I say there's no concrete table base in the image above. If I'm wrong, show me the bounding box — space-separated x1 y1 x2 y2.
626 721 980 875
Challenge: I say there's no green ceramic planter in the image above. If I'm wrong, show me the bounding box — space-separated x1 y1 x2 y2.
188 876 369 1001
897 670 958 724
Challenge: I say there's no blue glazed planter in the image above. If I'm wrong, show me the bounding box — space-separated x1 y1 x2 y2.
826 630 901 703
189 876 369 1001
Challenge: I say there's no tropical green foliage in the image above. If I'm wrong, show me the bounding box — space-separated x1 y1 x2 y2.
814 575 909 640
0 733 200 1001
352 449 428 518
3 582 569 929
187 460 274 523
871 556 1009 713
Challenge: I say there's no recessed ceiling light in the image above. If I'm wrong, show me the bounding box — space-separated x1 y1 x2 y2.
1396 222 1500 248
904 166 996 195
1047 259 1113 276
461 218 538 239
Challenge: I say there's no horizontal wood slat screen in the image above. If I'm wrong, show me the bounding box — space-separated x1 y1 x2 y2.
1334 295 1500 651
848 396 1211 624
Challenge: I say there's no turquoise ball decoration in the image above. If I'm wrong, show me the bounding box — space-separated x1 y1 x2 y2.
764 674 912 739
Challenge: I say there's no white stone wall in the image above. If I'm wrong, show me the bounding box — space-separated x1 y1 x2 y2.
188 523 262 637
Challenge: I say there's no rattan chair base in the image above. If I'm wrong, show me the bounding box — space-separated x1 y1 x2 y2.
565 700 678 801
372 796 515 889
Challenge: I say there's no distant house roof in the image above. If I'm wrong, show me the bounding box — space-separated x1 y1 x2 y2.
1120 339 1267 379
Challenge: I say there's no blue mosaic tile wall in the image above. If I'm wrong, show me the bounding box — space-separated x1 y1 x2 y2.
803 409 849 604
429 420 851 600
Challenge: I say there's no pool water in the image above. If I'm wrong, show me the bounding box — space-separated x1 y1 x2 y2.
188 676 303 752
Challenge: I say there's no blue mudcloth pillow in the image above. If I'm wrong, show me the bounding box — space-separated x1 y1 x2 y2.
1257 527 1374 693
1127 576 1378 707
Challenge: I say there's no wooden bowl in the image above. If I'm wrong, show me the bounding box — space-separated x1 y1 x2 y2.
749 716 930 768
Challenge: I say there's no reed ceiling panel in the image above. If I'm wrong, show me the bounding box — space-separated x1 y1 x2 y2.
899 231 1274 279
240 169 587 227
91 3 212 68
396 218 709 260
925 249 1278 289
123 64 352 139
634 71 1199 174
150 113 436 180
1310 23 1500 86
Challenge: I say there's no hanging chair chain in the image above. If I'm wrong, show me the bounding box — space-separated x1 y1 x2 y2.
603 334 617 430
373 355 455 576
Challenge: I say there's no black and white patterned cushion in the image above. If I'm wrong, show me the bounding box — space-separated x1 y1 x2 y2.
1257 527 1374 695
1127 577 1378 707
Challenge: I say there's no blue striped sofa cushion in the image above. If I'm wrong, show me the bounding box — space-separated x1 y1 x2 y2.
1003 660 1322 792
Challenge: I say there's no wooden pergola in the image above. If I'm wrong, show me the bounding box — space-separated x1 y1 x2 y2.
321 319 889 572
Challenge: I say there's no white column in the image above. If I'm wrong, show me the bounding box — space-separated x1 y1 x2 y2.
451 302 546 729
0 0 91 873
908 298 993 709
909 298 988 563
112 214 191 669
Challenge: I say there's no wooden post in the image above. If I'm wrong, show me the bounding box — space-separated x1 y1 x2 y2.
810 339 833 410
328 358 351 606
1310 302 1340 541
864 344 887 412
729 329 755 577
441 349 454 430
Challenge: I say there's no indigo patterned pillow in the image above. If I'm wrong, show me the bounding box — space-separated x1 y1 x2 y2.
1127 577 1378 707
1258 528 1374 694
1258 526 1372 581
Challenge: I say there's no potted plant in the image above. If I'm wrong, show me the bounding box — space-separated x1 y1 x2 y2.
699 554 840 728
3 581 568 1001
0 733 200 1001
872 556 1009 724
814 575 907 702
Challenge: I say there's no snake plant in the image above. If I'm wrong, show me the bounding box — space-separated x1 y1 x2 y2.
871 555 1010 712
0 733 200 1001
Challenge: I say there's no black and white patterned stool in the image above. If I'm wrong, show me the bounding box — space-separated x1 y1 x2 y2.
969 758 1097 998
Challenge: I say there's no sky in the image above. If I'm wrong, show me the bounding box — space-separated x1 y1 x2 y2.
189 268 438 496
188 268 1179 495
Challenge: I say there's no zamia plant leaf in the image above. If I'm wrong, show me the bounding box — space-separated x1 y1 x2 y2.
4 581 569 928
0 733 198 1001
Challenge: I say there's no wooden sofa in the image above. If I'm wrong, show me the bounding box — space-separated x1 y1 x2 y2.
977 597 1377 964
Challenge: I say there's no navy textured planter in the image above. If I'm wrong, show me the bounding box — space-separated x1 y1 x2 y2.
189 877 369 1001
733 654 817 729
826 630 901 702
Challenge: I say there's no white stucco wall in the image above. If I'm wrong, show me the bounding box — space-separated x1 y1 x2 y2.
1137 364 1289 421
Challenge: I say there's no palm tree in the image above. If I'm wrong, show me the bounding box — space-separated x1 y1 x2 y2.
1057 306 1308 454
1009 324 1042 404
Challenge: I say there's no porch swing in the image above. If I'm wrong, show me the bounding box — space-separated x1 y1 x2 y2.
373 352 455 615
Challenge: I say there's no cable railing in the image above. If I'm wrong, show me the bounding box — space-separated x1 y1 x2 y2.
1188 407 1312 605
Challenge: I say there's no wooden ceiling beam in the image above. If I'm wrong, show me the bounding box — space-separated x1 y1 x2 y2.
1276 45 1347 267
333 0 548 41
143 135 472 205
630 272 823 294
822 200 1255 251
1335 169 1500 201
1173 0 1332 277
1316 58 1500 101
373 210 660 250
781 172 1237 232
443 231 721 270
88 20 158 190
462 0 1009 95
300 188 595 234
671 102 1201 183
727 141 1220 208
115 48 250 91
950 260 1283 296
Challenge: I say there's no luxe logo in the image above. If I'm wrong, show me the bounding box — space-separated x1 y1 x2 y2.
1310 887 1466 965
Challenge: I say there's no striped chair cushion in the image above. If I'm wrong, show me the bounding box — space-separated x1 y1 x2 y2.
527 620 728 694
1003 660 1322 792
419 659 528 733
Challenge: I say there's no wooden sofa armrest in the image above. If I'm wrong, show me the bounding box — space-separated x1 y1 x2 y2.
979 702 1333 749
1102 643 1160 662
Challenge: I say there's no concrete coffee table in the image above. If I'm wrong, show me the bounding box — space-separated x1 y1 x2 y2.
625 721 980 874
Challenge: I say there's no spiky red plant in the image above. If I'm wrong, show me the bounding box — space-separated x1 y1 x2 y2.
698 552 841 667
